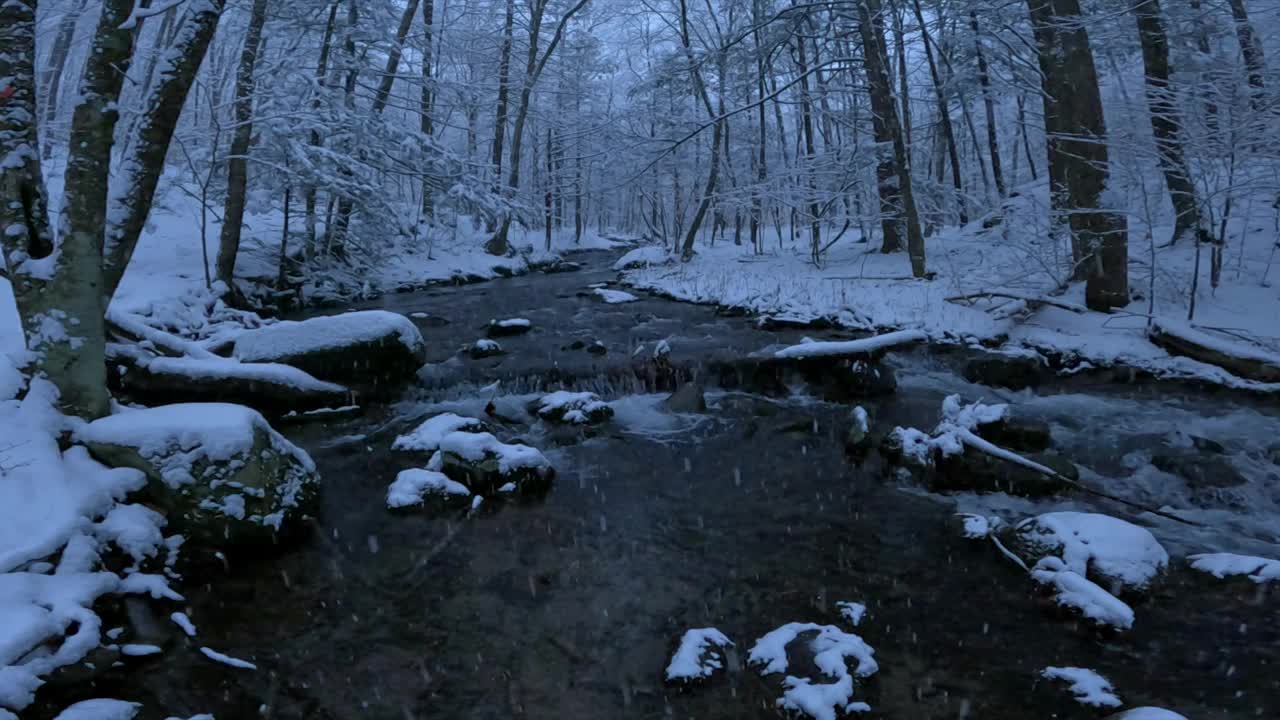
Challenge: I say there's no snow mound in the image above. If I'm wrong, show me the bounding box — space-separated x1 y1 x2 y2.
612 246 673 270
1013 512 1168 592
664 628 734 682
1187 552 1280 584
199 646 256 670
1041 666 1122 707
1030 557 1135 629
749 623 878 719
957 513 995 539
233 310 423 363
772 329 927 360
534 391 613 424
387 469 471 508
392 413 486 453
593 288 639 304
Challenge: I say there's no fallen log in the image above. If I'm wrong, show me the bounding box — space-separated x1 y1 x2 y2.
1148 319 1280 383
945 291 1088 314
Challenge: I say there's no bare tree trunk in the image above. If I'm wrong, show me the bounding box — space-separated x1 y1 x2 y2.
1026 0 1128 310
215 0 269 292
1016 89 1038 181
1 0 110 417
490 0 514 192
38 0 88 159
420 0 437 220
304 1 339 258
676 0 722 260
1225 0 1267 109
793 22 823 264
485 0 592 256
1133 0 1202 245
860 0 926 276
970 11 1005 198
104 0 228 298
909 0 966 225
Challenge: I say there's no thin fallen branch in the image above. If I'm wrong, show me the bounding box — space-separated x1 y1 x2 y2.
955 428 1206 528
945 291 1088 314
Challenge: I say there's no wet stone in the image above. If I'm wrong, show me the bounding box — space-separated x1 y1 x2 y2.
963 354 1050 390
973 414 1053 452
1150 451 1247 488
932 448 1077 497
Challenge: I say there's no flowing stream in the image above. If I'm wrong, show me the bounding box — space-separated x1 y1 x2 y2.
52 249 1280 719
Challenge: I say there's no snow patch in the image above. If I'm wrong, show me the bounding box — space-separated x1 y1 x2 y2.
392 413 486 453
387 469 471 508
1187 552 1280 584
665 628 733 682
1041 666 1122 707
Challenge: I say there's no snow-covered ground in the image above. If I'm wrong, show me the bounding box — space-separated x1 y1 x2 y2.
621 180 1280 390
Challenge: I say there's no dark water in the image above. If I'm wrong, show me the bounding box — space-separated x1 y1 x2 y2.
57 250 1280 720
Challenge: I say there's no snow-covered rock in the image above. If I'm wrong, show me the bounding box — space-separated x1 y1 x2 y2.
51 699 141 720
436 432 554 495
1040 666 1122 707
112 352 350 415
592 288 639 304
749 623 878 720
387 469 471 509
1012 512 1168 594
1187 552 1280 584
835 601 866 627
612 246 673 270
232 310 426 383
533 391 613 425
78 403 319 546
468 338 504 359
1029 557 1135 629
392 413 487 453
664 628 734 683
486 317 532 337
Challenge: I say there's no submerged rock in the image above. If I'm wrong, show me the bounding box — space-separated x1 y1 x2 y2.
665 382 707 413
963 354 1050 390
1150 451 1246 488
933 447 1076 497
971 413 1053 452
232 310 426 384
79 403 319 548
435 431 554 495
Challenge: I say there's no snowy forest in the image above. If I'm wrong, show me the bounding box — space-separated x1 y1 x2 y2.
2 0 1279 717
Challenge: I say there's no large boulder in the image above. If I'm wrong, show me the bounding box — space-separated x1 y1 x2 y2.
232 310 426 384
109 348 350 416
78 403 319 547
1009 512 1168 597
435 431 554 495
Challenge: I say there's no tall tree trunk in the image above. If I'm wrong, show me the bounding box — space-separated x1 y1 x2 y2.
794 26 823 264
1026 0 1128 310
420 0 437 220
909 0 966 225
1225 0 1267 109
1133 0 1202 245
859 0 926 276
970 11 1005 198
327 0 360 253
892 2 911 149
103 0 228 297
215 0 269 291
490 0 514 193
